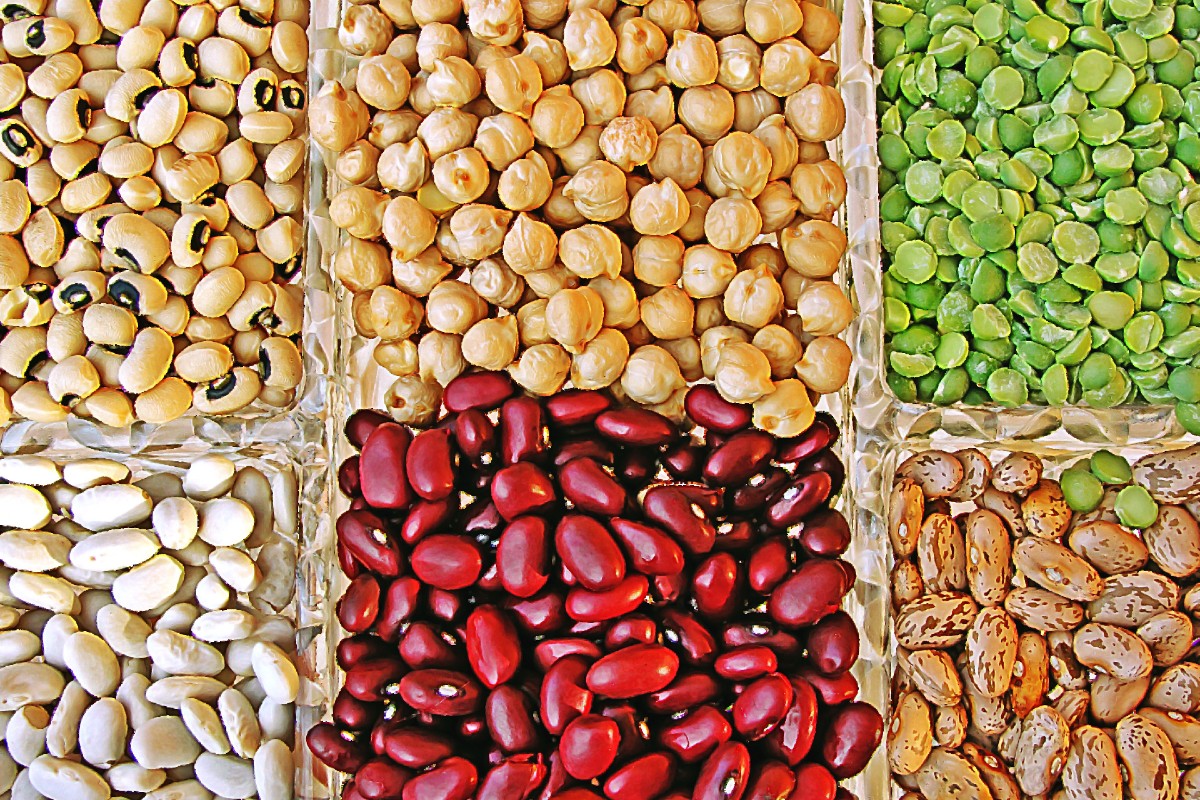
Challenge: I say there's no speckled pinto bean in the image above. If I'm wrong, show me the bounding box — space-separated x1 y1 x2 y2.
319 378 871 799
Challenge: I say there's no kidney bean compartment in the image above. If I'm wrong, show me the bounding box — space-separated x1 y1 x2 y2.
310 370 880 800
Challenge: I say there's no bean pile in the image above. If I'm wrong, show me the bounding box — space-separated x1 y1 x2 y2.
888 445 1200 800
315 0 853 424
876 0 1200 420
0 0 308 427
0 453 301 800
309 371 881 800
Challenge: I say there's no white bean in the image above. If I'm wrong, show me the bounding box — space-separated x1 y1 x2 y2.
0 747 15 794
183 456 237 501
271 470 298 536
257 698 294 744
62 631 120 697
197 498 255 547
75 590 114 635
116 673 163 729
77 697 126 768
0 663 66 712
249 536 296 612
45 681 89 758
40 615 78 670
180 698 231 755
194 574 231 611
144 779 214 800
70 484 152 532
7 705 49 766
155 603 201 634
152 497 199 551
0 606 21 629
69 528 160 571
231 468 273 549
134 473 185 503
106 762 167 794
27 755 110 800
55 565 118 590
0 630 41 666
10 767 40 800
9 573 78 614
253 738 293 800
144 676 227 709
0 485 52 529
191 610 256 642
0 530 72 572
61 460 129 490
95 604 152 658
146 630 225 676
130 715 202 769
111 554 184 612
208 548 260 593
170 538 212 567
0 458 60 487
250 641 299 704
218 688 261 759
194 752 255 799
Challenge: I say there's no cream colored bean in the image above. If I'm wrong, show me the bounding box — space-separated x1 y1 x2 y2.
0 486 52 530
130 715 201 769
250 641 298 704
152 497 199 551
8 705 49 766
218 688 261 758
0 530 72 573
10 572 77 614
63 630 119 697
112 555 184 613
45 681 88 758
180 697 231 755
28 756 109 800
146 630 225 677
70 484 152 532
77 697 126 768
69 528 160 572
106 763 166 794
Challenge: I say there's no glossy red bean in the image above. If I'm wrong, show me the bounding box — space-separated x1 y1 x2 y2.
463 498 503 534
565 575 648 622
560 458 627 516
399 621 460 669
586 643 679 699
660 610 718 665
486 684 542 753
642 486 715 554
560 714 620 780
337 574 381 634
645 672 721 713
798 450 845 496
609 518 685 576
492 462 557 520
346 658 407 702
506 590 567 635
745 760 796 800
401 757 477 800
555 515 625 591
405 429 456 501
308 723 372 772
799 665 859 705
501 395 546 465
453 408 495 463
549 790 604 800
604 616 657 649
799 509 851 557
806 610 859 677
662 442 704 480
533 638 602 670
594 408 677 446
465 605 522 688
652 571 686 603
399 669 482 716
768 558 849 629
427 587 465 622
337 511 403 577
763 677 818 765
495 516 551 598
337 635 390 671
459 716 487 740
333 690 377 731
347 409 393 449
477 757 546 800
338 540 363 579
684 385 752 432
693 742 750 800
357 758 413 800
369 717 402 756
382 728 455 769
443 371 514 412
820 702 882 779
658 705 732 764
410 534 482 590
554 438 615 467
399 498 454 545
546 389 611 426
599 703 642 761
540 656 593 735
360 423 413 510
602 752 675 800
715 646 778 681
765 473 833 530
668 483 725 512
787 764 836 800
339 456 362 497
703 431 775 486
775 415 838 464
733 673 793 740
692 552 741 619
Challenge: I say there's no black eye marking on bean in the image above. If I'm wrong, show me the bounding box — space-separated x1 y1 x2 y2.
62 284 93 308
27 283 51 302
258 347 272 380
239 8 270 26
22 349 48 377
207 372 238 399
189 220 210 252
25 20 45 49
135 84 161 110
75 98 91 127
281 86 305 109
276 254 302 281
182 41 199 70
2 123 33 156
0 5 31 22
114 246 141 270
254 80 276 110
109 278 139 309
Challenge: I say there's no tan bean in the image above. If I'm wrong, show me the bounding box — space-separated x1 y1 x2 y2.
948 448 991 502
1134 445 1200 504
894 591 978 650
1088 571 1180 627
1013 705 1070 796
1074 622 1154 680
1010 632 1049 719
896 450 964 498
1117 713 1179 800
1068 520 1150 575
964 509 1011 607
992 451 1042 493
914 748 992 800
1061 726 1122 800
1013 537 1104 602
1004 587 1085 633
1138 610 1193 667
1021 479 1072 539
888 691 932 776
1143 505 1200 578
917 513 965 593
964 606 1017 699
889 478 923 558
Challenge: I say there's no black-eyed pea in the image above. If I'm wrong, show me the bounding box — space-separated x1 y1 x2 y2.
264 138 304 186
74 68 117 112
0 283 54 327
46 313 85 363
224 281 274 333
84 344 123 387
276 80 307 123
269 285 302 337
1117 713 1180 800
0 118 41 169
0 237 30 290
196 36 251 86
0 180 30 237
118 327 173 395
264 175 303 214
43 89 90 146
239 110 292 145
254 216 301 265
189 78 237 118
270 20 307 74
27 52 81 101
256 337 300 390
156 38 198 88
174 112 229 156
161 152 221 204
102 212 170 274
108 270 169 317
25 159 62 208
146 296 190 337
61 172 113 215
157 265 202 299
82 107 124 146
192 366 259 415
0 64 25 116
217 7 272 57
231 328 268 365
46 354 99 407
98 139 153 179
11 380 67 422
208 232 247 270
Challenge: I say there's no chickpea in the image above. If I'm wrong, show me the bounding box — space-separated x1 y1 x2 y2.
522 31 571 86
389 34 421 70
412 0 464 25
524 262 581 296
626 178 689 237
639 285 694 340
733 88 780 132
737 242 786 279
509 341 570 394
744 0 802 43
694 295 727 333
626 63 670 92
358 55 413 111
449 203 513 259
468 0 525 45
530 85 584 148
780 218 845 278
383 195 438 260
502 212 558 275
416 330 466 386
624 321 654 348
664 30 719 88
554 125 602 174
644 0 699 37
334 237 391 292
471 257 525 306
647 123 703 189
558 224 622 279
597 116 657 172
543 175 587 227
754 180 799 233
310 82 370 152
475 112 534 169
796 280 851 335
798 140 829 164
419 107 479 160
485 54 543 116
498 150 553 210
372 109 426 149
375 339 420 377
426 56 482 107
462 314 520 369
714 35 760 93
617 17 668 75
785 83 845 142
701 195 759 252
781 268 805 308
330 186 388 240
678 186 713 241
760 38 818 97
378 140 430 193
724 264 783 328
370 285 425 341
697 0 746 34
572 69 626 127
545 285 604 352
430 146 489 204
789 159 846 221
587 275 640 329
792 334 849 395
570 327 628 389
381 0 418 29
337 140 383 185
632 234 684 286
753 114 799 181
341 4 394 55
656 335 703 381
811 58 839 86
393 245 454 296
563 8 617 70
680 242 734 297
517 297 552 344
621 344 685 404
564 160 628 221
523 0 568 28
699 324 749 377
623 87 675 135
751 324 802 378
709 131 771 200
799 1 840 55
752 378 814 437
385 374 443 425
424 280 488 334
710 340 772 403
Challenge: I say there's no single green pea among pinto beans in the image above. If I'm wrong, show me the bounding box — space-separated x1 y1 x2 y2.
876 0 1200 430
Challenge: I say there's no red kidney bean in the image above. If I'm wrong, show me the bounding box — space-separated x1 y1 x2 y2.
645 672 721 713
333 690 377 731
715 646 778 681
486 684 542 753
609 518 685 576
399 622 460 669
443 371 514 412
658 705 732 764
546 389 611 426
662 442 704 480
540 655 593 735
459 716 487 740
308 723 372 772
797 450 845 497
338 540 363 580
598 703 643 761
560 458 627 516
747 537 791 594
501 395 546 465
745 760 796 800
763 677 818 765
642 486 716 554
565 575 648 622
595 408 677 446
533 638 602 670
554 515 626 591
492 462 557 520
347 409 393 448
692 552 741 619
604 615 657 649
653 572 686 603
357 758 413 800
496 516 551 598
768 558 850 629
799 509 851 557
399 498 455 545
805 611 859 677
713 520 756 552
337 635 391 671
722 621 802 661
617 447 658 485
462 498 503 534
478 757 546 800
337 511 403 577
399 669 482 716
342 780 364 800
660 610 718 665
465 605 522 688
410 534 482 591
560 714 620 780
337 574 381 634
427 587 465 622
775 414 838 464
729 469 789 514
820 702 882 779
369 717 402 756
383 728 455 769
684 385 752 433
765 473 833 530
453 408 495 463
506 590 567 635
603 752 675 800
554 438 615 467
548 790 604 800
339 456 362 497
405 429 456 501
798 665 859 705
360 423 413 510
733 673 793 740
788 764 837 800
668 483 725 512
693 742 750 800
401 757 477 800
703 431 775 486
346 658 407 702
586 643 678 699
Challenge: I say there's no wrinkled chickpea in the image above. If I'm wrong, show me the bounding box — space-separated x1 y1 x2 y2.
703 196 762 253
545 286 605 353
599 116 658 172
564 160 629 222
559 224 623 280
796 280 854 336
629 178 690 236
563 8 618 71
780 218 847 278
633 234 685 286
462 315 519 369
640 285 694 340
665 30 720 88
375 339 420 376
713 340 775 404
617 18 668 76
570 327 629 389
587 275 641 330
624 87 677 135
752 324 803 378
724 264 784 328
681 244 737 297
795 335 851 393
790 159 847 220
752 378 815 437
385 375 443 425
621 344 685 404
508 341 571 394
648 124 704 189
